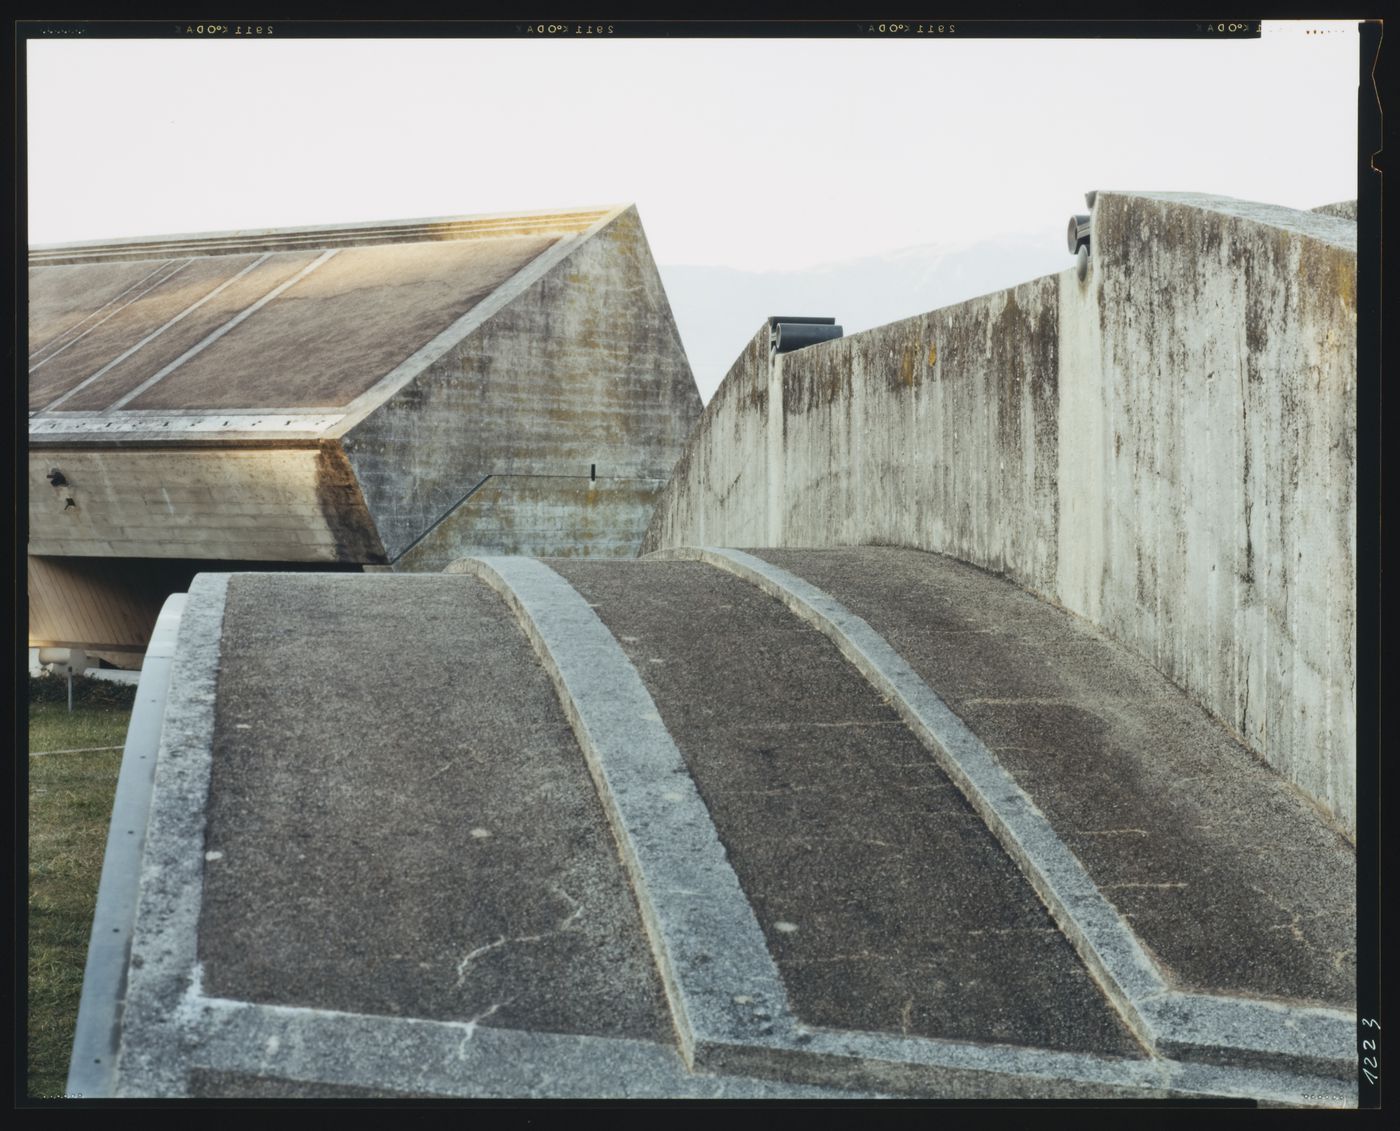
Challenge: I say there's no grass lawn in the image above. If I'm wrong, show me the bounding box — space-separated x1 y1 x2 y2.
27 701 130 1099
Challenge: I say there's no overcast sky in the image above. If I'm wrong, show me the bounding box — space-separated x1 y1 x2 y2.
27 22 1362 273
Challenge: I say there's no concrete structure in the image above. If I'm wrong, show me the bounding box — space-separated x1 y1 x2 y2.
1312 199 1359 221
77 557 1354 1101
645 191 1357 841
28 205 701 663
69 189 1360 1104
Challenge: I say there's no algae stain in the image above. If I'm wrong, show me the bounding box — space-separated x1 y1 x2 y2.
900 347 915 387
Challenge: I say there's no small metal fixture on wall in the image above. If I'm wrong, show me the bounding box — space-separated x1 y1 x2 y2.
769 316 843 356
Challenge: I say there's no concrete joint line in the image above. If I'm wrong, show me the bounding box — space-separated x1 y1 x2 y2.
713 1027 1354 1106
45 253 276 412
445 556 799 1070
657 547 1355 1081
108 249 341 412
31 259 194 371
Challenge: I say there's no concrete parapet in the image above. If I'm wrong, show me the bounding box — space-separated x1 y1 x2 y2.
643 191 1357 838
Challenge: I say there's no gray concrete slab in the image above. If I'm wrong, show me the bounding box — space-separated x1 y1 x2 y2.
548 558 1141 1057
181 1001 884 1099
446 555 801 1071
746 547 1354 1012
646 547 1355 1081
200 572 669 1039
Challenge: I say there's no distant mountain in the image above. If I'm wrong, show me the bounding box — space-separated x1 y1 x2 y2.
658 233 1071 403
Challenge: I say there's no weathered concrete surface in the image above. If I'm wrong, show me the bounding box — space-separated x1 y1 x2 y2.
342 205 700 562
1072 192 1356 841
129 237 559 411
30 259 179 360
644 325 771 548
44 253 327 413
550 558 1140 1056
748 547 1355 1010
645 191 1357 838
27 444 384 563
31 253 265 411
393 475 668 570
93 559 1355 1102
1311 200 1357 221
653 547 1355 1083
201 573 669 1038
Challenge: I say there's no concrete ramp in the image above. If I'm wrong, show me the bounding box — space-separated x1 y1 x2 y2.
79 551 1355 1103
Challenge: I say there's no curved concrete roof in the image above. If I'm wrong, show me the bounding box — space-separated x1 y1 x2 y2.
80 549 1354 1102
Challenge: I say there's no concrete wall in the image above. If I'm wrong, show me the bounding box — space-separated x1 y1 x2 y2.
27 444 383 563
343 205 701 565
392 476 668 571
644 191 1357 838
644 326 771 549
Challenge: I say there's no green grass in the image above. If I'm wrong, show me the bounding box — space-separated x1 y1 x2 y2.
27 702 130 1099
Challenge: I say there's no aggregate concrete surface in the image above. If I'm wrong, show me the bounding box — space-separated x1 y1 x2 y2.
201 573 670 1039
551 559 1141 1056
751 547 1355 1009
96 551 1357 1102
30 255 260 409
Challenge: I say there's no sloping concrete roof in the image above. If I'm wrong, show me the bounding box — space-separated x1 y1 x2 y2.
77 549 1355 1102
29 206 621 435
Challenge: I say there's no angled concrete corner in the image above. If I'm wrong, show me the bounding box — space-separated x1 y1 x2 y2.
641 323 772 554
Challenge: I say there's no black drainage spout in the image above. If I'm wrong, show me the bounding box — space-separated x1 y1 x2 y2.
770 318 843 355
